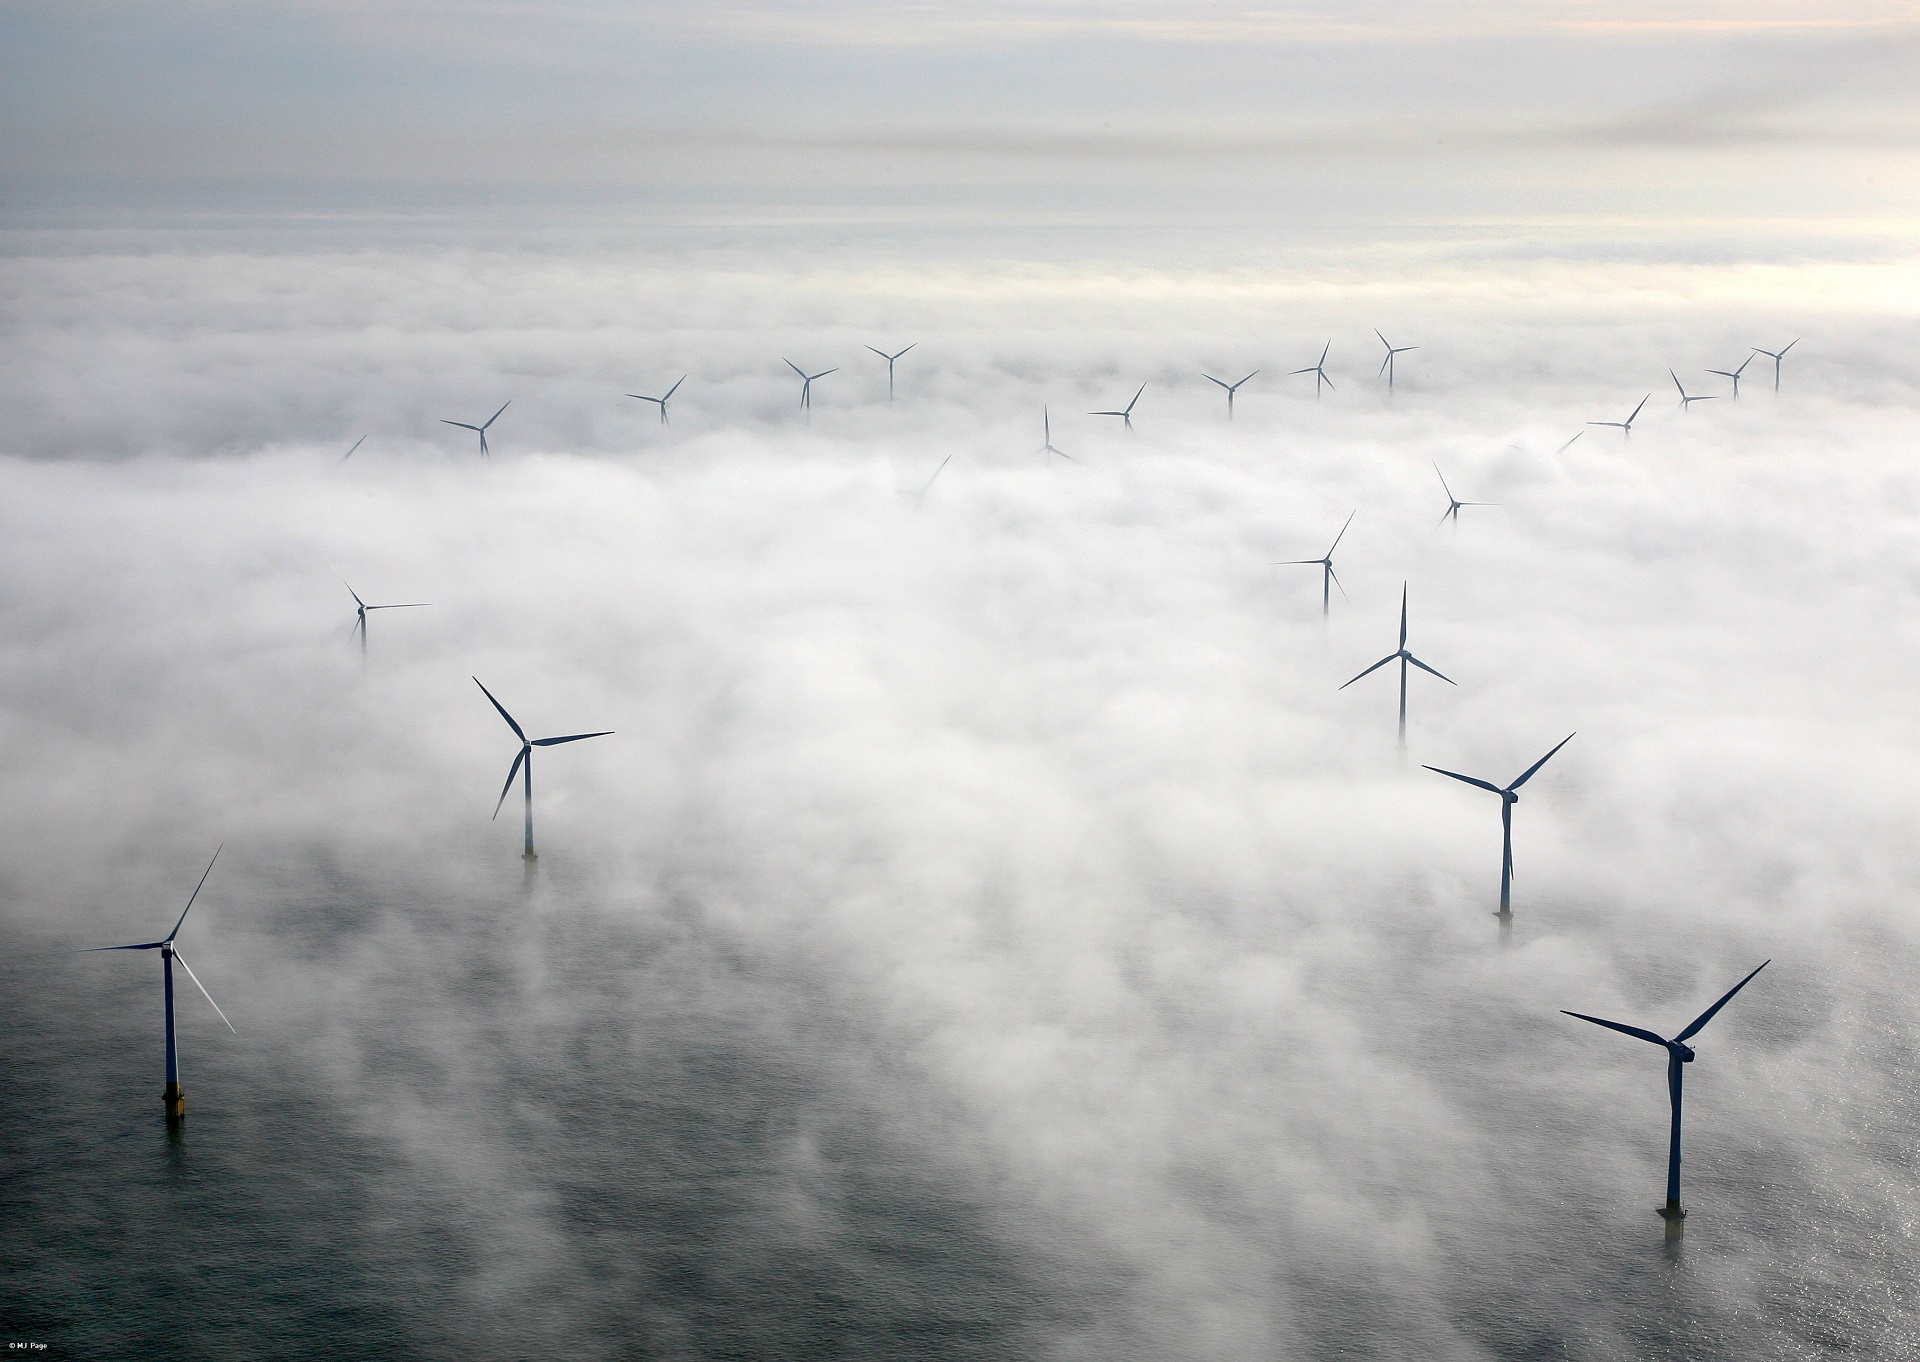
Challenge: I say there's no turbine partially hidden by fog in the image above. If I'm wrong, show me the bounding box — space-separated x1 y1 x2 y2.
1564 960 1771 1229
474 678 612 861
78 849 235 1125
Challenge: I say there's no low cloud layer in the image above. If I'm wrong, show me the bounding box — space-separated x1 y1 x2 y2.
4 219 1920 1359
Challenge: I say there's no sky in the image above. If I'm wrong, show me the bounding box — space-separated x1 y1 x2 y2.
3 1 1918 219
4 5 1920 1361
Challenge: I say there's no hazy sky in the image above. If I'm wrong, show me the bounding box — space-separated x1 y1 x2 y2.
4 1 1918 218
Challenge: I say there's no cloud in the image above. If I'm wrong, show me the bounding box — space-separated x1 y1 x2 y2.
4 216 1920 1358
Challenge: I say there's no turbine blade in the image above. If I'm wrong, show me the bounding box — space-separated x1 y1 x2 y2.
473 678 527 742
1204 374 1229 389
1556 431 1584 452
494 747 527 818
1126 384 1145 414
627 394 660 404
167 846 223 942
1328 565 1349 602
171 949 236 1033
365 603 431 610
785 358 807 377
441 421 480 432
1319 340 1331 364
1376 328 1391 351
1671 369 1685 398
531 731 614 746
918 451 954 493
1405 654 1456 684
1237 371 1258 386
1674 960 1770 1042
343 581 365 609
664 375 686 400
1561 1011 1669 1048
1326 509 1356 556
1781 338 1799 354
343 435 366 461
1422 766 1504 795
1508 732 1575 790
1399 583 1408 649
894 344 914 359
813 369 837 379
1339 654 1398 689
1628 395 1650 423
1433 463 1455 500
78 941 167 952
865 345 889 359
483 401 510 428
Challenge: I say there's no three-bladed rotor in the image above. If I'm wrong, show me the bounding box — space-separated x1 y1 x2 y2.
785 359 837 410
1271 510 1355 616
440 401 510 457
1291 341 1335 396
1588 394 1650 437
627 376 686 424
1090 384 1146 431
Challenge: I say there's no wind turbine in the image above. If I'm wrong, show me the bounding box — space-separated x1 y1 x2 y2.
475 679 612 860
1203 370 1258 419
1588 395 1650 439
1292 341 1335 397
1670 369 1718 412
440 402 510 458
80 848 235 1123
342 436 367 462
785 359 836 411
1563 960 1770 1224
1706 354 1752 399
866 344 915 401
1752 338 1799 391
1375 330 1417 389
1271 511 1355 617
344 581 430 661
1041 407 1073 462
1424 733 1574 919
627 376 686 424
899 452 954 502
1340 583 1455 748
1090 384 1145 431
1434 463 1499 527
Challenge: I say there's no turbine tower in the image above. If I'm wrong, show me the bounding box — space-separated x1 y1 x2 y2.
1203 370 1258 419
1340 584 1455 748
1424 733 1574 919
785 360 837 411
344 581 430 661
440 401 510 457
1587 395 1649 439
627 376 686 424
475 679 612 860
1752 338 1799 391
1375 330 1417 389
1090 384 1145 431
1271 511 1355 617
80 848 235 1124
1292 341 1335 397
866 344 915 401
1563 960 1770 1225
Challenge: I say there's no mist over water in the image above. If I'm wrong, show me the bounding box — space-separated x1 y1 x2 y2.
4 213 1920 1360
